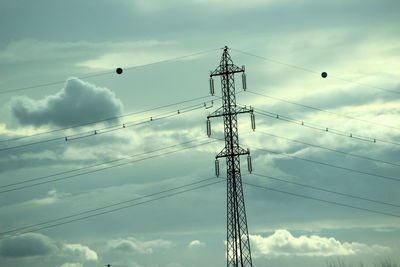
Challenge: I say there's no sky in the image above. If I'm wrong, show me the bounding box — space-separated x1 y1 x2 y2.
0 0 399 267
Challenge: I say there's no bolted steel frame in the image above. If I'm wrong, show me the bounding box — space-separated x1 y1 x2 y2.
208 46 253 267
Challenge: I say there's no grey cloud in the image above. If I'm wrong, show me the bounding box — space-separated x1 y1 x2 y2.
109 237 172 254
10 77 123 127
0 233 99 263
0 233 58 258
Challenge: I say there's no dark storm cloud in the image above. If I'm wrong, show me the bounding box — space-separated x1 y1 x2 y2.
10 77 123 127
0 233 58 258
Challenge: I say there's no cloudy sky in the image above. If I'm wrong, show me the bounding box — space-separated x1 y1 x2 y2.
0 1 399 266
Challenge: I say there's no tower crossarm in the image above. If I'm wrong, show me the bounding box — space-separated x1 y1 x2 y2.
207 106 253 119
216 147 249 159
210 67 244 77
210 51 245 77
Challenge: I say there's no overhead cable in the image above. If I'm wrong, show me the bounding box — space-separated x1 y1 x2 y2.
252 172 400 208
0 100 214 152
254 109 400 146
256 130 400 167
0 139 219 193
246 90 400 131
0 177 223 239
0 48 219 95
245 144 400 182
0 94 217 143
231 48 400 95
0 139 209 189
243 181 400 218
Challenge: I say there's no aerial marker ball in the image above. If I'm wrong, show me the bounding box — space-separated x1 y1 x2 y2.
321 72 327 78
116 68 123 74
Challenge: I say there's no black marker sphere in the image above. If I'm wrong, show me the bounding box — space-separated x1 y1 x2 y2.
116 68 123 74
321 72 327 78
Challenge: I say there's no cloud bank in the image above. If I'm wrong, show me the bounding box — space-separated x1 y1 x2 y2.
250 229 390 258
10 77 123 127
0 233 98 261
0 233 57 258
109 237 172 254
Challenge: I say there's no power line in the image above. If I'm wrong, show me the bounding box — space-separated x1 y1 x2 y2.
211 135 399 182
253 108 400 146
231 48 400 95
0 100 213 152
255 108 374 142
0 136 61 153
231 48 318 74
0 139 208 189
255 130 400 167
0 94 217 143
234 101 378 144
252 172 400 208
246 90 400 131
64 101 208 140
243 181 400 218
0 139 219 193
0 177 223 239
0 48 219 95
245 144 400 182
0 176 217 235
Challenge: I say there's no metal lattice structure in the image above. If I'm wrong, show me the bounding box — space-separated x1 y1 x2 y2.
207 46 254 267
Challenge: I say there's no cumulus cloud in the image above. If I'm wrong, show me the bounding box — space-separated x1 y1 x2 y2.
188 240 205 248
63 244 98 261
109 237 172 254
10 77 123 127
0 233 58 258
250 229 390 258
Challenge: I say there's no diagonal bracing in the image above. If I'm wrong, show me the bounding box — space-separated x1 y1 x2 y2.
207 46 254 267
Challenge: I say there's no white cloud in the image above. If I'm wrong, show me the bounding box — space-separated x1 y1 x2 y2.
10 77 123 128
64 243 98 261
188 240 205 248
250 229 390 258
109 237 172 254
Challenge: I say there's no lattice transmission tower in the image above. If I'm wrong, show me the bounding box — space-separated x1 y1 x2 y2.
206 46 255 267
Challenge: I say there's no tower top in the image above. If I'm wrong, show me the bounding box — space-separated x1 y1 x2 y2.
210 47 244 77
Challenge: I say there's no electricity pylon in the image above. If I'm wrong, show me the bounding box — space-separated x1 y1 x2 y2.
207 46 254 267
